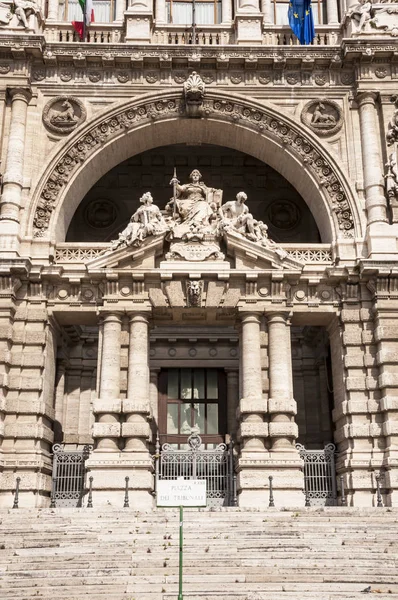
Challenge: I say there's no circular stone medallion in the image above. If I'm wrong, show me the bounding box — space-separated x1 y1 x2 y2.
301 99 343 137
43 96 87 135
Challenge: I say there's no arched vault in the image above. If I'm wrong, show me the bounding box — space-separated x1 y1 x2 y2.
28 89 363 244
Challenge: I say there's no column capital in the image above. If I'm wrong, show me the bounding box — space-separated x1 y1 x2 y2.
128 312 151 325
356 91 378 109
266 311 292 325
7 87 32 104
240 311 262 324
101 312 123 325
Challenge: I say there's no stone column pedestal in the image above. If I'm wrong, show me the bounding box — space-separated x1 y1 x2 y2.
124 0 153 43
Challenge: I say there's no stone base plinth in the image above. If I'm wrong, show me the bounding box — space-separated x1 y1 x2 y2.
234 14 263 45
237 450 305 509
124 11 153 43
365 222 398 259
85 452 154 509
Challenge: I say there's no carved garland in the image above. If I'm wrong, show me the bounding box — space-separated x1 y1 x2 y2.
33 96 354 238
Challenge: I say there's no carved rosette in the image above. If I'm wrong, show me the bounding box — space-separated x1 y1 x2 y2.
301 99 343 137
32 93 355 239
42 96 87 135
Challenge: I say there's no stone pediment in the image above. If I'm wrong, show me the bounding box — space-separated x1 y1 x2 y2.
224 231 304 271
85 233 166 271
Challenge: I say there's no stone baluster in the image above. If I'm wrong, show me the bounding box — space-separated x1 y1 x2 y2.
238 313 268 451
267 312 298 450
155 0 166 23
0 88 31 254
221 0 232 23
123 313 151 453
93 313 122 451
326 0 339 25
357 92 388 225
226 369 239 439
47 0 60 20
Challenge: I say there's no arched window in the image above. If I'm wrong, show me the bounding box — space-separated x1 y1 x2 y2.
166 0 222 25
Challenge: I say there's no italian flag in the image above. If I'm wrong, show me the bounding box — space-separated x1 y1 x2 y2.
72 0 95 40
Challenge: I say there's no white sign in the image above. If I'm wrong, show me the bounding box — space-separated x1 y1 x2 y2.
157 479 207 507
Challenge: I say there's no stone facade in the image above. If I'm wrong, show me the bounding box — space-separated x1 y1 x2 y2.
1 0 398 509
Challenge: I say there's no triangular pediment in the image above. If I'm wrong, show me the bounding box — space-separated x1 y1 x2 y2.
224 231 304 271
85 233 166 271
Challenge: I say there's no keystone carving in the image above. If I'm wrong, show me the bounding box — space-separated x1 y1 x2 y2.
183 71 205 118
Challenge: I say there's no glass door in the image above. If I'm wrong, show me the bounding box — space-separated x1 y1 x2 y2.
158 368 226 448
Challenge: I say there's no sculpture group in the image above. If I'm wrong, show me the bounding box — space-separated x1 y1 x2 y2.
107 169 286 261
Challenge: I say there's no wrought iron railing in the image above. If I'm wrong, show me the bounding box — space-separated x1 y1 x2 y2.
155 433 236 507
50 444 92 508
296 442 337 506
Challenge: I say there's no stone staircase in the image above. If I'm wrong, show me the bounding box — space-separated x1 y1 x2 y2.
0 507 398 600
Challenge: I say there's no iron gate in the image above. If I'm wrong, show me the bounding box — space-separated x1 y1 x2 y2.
296 442 337 506
50 444 92 508
156 434 236 507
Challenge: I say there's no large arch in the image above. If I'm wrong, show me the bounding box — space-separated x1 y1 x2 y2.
28 90 364 243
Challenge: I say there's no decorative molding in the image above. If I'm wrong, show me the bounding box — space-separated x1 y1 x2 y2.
32 91 356 239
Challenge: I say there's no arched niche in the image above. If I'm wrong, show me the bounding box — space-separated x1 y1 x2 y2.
28 90 363 244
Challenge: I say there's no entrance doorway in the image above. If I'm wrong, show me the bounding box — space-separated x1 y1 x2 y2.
158 368 227 448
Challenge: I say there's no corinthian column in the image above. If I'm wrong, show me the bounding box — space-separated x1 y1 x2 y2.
0 88 31 253
122 313 151 453
93 313 122 451
357 92 388 225
267 312 298 450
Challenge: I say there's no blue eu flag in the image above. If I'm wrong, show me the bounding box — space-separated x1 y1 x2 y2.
288 0 315 45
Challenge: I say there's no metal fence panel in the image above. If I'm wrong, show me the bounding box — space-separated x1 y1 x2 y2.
157 434 236 507
50 444 92 508
296 443 337 506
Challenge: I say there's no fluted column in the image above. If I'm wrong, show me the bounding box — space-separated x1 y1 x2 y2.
47 0 59 20
226 369 239 439
115 0 126 21
267 313 298 450
357 92 388 225
221 0 232 23
0 88 31 252
155 0 166 23
326 0 339 25
260 0 272 23
93 313 122 451
238 313 268 451
122 313 151 452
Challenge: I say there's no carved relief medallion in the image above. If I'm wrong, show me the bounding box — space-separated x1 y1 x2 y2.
301 99 343 137
85 199 117 229
43 96 87 134
0 63 10 74
267 200 301 230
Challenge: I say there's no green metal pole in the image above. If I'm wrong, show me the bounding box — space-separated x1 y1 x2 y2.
178 505 183 600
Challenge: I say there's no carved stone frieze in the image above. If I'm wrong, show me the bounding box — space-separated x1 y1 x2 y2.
32 92 355 239
42 96 87 135
301 99 343 137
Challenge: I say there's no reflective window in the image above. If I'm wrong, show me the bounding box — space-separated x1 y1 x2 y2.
166 0 222 24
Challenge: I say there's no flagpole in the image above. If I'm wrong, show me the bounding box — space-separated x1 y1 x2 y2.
192 0 196 44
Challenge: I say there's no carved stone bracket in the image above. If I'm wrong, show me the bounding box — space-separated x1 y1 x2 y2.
32 92 356 239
